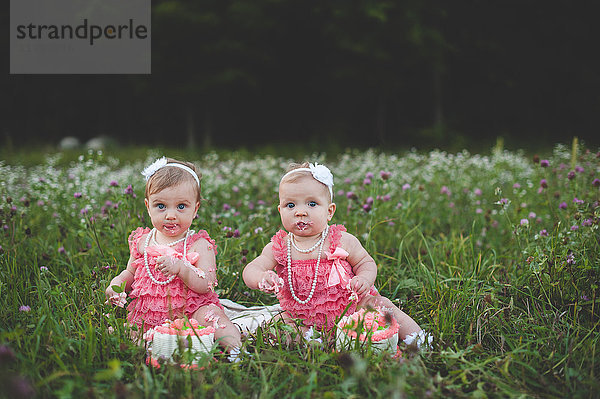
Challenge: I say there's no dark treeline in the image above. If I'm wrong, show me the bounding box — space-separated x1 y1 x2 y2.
2 1 599 149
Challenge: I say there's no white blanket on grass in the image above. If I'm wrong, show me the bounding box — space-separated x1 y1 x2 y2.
219 299 282 335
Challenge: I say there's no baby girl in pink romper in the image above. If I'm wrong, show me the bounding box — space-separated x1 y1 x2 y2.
243 162 430 348
105 157 241 352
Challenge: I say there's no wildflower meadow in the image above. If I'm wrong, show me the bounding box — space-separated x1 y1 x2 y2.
1 142 599 398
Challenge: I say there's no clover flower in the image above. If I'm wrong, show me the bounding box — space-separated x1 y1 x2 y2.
109 180 118 187
58 246 66 254
441 186 451 196
363 178 371 185
513 183 521 189
567 171 576 180
540 179 548 188
566 253 575 265
380 171 391 180
223 203 231 211
476 208 483 214
575 165 584 173
539 229 549 237
559 202 567 210
402 183 411 191
582 219 593 227
365 172 374 179
365 196 374 205
540 160 549 167
520 219 529 226
592 178 600 187
571 225 579 231
474 188 482 196
528 212 536 219
74 192 82 198
124 184 135 196
19 305 31 312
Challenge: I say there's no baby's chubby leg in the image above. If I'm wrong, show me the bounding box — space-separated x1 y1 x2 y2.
357 294 422 341
192 304 242 351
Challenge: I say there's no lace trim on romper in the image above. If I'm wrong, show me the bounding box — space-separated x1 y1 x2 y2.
126 227 222 331
272 224 360 331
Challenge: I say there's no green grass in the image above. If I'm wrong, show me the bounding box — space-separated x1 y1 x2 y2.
1 143 599 398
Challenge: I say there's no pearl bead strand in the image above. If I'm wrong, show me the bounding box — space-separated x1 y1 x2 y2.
287 225 329 304
290 229 326 253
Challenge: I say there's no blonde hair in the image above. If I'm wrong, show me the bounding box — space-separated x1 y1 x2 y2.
280 162 311 184
145 158 202 203
280 162 332 202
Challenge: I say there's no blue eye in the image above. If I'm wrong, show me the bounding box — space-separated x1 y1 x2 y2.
308 201 317 207
157 204 165 209
286 203 295 209
177 204 186 210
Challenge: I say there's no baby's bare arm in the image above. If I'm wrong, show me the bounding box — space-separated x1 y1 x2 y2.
176 238 218 294
342 232 378 294
243 243 278 289
105 253 136 303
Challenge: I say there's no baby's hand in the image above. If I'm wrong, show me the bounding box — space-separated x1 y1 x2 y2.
349 275 371 296
155 255 181 277
258 270 284 294
105 287 127 308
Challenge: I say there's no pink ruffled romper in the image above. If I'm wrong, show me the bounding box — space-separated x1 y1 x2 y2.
272 224 377 331
126 227 222 332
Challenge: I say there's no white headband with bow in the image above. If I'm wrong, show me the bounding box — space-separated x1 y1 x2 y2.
280 163 334 200
141 157 200 186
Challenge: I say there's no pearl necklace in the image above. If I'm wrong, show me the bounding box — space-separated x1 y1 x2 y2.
290 228 326 253
144 228 189 285
150 228 190 247
287 225 329 304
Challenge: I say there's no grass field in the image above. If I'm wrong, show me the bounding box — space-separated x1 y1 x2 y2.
1 142 598 398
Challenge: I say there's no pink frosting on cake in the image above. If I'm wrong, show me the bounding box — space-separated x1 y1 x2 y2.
338 309 399 342
144 318 215 341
